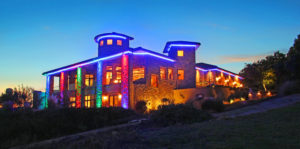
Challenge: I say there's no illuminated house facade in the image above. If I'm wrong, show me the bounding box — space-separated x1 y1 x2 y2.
42 32 242 110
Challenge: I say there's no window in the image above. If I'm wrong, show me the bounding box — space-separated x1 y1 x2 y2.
178 69 184 80
84 96 91 108
107 39 113 45
100 40 104 46
117 40 122 46
69 97 76 108
105 72 112 85
133 67 145 81
177 50 184 56
196 70 200 87
151 74 158 87
168 68 173 80
116 66 122 83
106 66 112 71
160 67 166 80
85 74 94 87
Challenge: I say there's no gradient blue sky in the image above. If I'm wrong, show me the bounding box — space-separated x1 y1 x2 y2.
0 0 299 93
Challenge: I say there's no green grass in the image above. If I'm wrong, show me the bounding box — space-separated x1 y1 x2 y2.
28 102 300 149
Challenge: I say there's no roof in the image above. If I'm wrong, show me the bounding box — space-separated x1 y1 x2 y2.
196 62 242 78
163 41 201 53
133 47 174 60
94 32 134 43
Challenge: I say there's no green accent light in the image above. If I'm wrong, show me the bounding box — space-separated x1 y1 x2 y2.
96 61 103 108
76 67 82 108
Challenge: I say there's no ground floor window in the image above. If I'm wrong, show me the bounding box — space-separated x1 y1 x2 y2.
69 97 76 108
151 74 158 87
133 67 145 81
177 69 184 80
85 95 91 108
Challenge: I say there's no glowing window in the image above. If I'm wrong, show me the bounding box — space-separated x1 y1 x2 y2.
177 50 184 56
133 67 145 81
106 66 112 71
177 69 184 80
116 66 122 83
196 70 200 87
84 96 91 108
85 74 94 87
168 68 173 80
160 67 166 80
151 74 158 87
107 39 113 45
105 72 112 85
69 97 76 108
117 40 122 46
100 40 104 46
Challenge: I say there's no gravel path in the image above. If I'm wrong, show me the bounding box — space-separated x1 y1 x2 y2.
214 94 300 119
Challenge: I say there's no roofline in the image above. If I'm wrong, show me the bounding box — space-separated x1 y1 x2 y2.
94 32 134 43
195 66 243 79
163 41 201 53
43 50 175 76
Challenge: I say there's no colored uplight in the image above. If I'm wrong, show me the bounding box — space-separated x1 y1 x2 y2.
60 72 64 104
44 51 132 76
76 67 82 108
95 35 127 42
121 54 129 109
133 52 175 62
43 75 50 109
96 61 103 108
195 67 243 79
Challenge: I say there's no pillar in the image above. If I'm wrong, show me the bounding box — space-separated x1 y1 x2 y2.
121 54 129 109
96 61 103 108
76 67 82 108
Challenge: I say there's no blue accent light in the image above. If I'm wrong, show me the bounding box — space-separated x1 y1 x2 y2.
95 35 127 42
96 61 103 108
133 52 175 62
195 67 243 79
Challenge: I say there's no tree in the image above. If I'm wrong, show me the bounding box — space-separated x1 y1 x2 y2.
262 69 276 91
0 85 34 108
286 34 300 80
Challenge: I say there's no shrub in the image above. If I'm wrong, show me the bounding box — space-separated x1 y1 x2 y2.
202 99 225 112
135 100 147 114
279 80 300 96
150 104 212 126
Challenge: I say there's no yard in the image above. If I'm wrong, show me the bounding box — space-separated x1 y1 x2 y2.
20 95 300 149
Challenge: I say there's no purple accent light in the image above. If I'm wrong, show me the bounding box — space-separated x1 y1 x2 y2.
133 52 175 62
195 67 243 79
95 35 127 42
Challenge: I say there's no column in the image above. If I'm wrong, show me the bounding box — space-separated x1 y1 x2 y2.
96 61 103 108
121 54 129 109
76 67 82 108
44 75 53 109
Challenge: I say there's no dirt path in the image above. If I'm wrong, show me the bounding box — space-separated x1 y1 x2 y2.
214 94 300 119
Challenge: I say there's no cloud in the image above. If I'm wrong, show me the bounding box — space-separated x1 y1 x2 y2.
216 53 272 64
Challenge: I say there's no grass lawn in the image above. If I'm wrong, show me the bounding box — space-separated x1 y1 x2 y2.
28 102 300 149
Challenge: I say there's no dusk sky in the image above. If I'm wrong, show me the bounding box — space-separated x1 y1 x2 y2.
0 0 299 93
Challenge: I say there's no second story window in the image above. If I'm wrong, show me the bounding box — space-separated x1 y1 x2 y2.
107 39 113 45
100 40 104 46
133 67 145 81
105 66 112 85
151 74 158 87
85 74 94 87
177 50 184 57
117 40 122 46
115 66 122 83
177 69 184 80
160 67 166 79
168 68 173 80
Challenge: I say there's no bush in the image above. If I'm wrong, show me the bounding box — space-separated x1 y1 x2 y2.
279 80 300 96
150 104 212 126
202 99 225 112
135 100 147 114
0 107 137 148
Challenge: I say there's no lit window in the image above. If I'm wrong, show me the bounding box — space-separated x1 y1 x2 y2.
177 50 184 56
84 96 91 108
100 40 104 46
117 40 122 46
133 67 145 81
106 66 112 71
151 74 158 87
85 74 94 87
116 66 122 83
178 69 184 80
105 72 112 85
196 70 200 87
160 67 166 79
70 97 76 108
107 39 113 45
168 68 173 80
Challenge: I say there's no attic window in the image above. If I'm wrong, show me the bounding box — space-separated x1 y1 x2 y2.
177 50 184 56
107 39 113 45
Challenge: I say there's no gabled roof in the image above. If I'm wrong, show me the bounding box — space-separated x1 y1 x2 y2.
94 32 134 43
163 41 201 53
